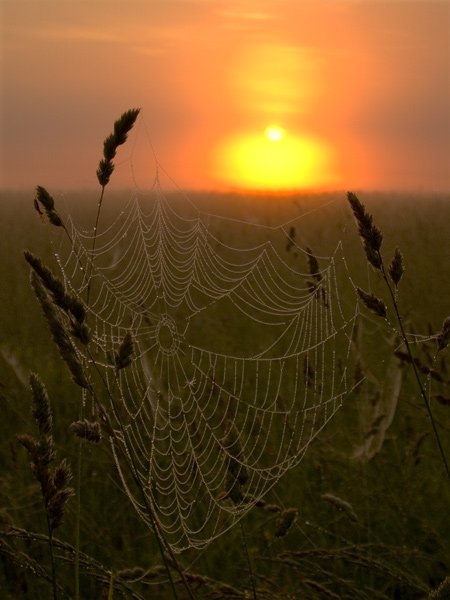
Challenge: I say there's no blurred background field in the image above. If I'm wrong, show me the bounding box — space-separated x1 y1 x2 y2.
1 189 449 598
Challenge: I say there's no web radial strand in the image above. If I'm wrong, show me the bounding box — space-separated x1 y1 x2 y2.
55 184 359 551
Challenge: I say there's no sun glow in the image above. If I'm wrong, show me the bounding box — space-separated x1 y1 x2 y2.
214 129 339 191
265 125 286 142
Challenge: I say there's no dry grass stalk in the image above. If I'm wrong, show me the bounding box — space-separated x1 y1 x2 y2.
356 287 387 319
70 419 102 443
115 332 134 370
347 191 383 269
304 579 340 599
25 251 90 345
306 246 322 283
395 350 444 382
34 186 64 228
97 109 140 187
321 493 358 523
274 507 298 538
16 374 74 599
17 375 74 530
348 191 450 481
88 108 141 306
388 247 405 287
29 272 89 389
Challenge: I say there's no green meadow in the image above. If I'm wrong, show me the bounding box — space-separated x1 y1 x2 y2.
1 188 449 599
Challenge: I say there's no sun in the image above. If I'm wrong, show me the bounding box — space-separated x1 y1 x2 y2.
213 127 340 191
265 125 286 142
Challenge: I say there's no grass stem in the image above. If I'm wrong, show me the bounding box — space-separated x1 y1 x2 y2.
74 436 82 600
240 522 257 600
46 514 58 600
86 185 105 305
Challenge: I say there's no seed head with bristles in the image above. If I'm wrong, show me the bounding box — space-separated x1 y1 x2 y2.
34 186 64 228
388 247 405 287
53 459 72 490
356 287 387 319
96 108 140 187
113 108 141 146
97 159 115 187
321 493 358 523
25 252 91 345
48 487 75 530
29 373 53 439
17 384 74 531
347 192 383 270
29 373 55 465
70 419 102 443
30 272 90 389
25 251 67 309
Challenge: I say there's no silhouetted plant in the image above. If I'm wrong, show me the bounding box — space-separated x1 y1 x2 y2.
347 191 450 481
17 373 74 600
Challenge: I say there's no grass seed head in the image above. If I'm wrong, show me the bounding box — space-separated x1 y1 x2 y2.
321 493 358 523
97 108 140 187
96 158 114 187
35 186 64 228
306 247 322 282
113 108 140 147
25 251 67 309
274 507 298 538
53 459 73 490
347 191 383 269
70 419 102 443
35 186 55 211
30 272 90 389
48 487 74 530
29 373 53 440
103 133 117 162
388 247 405 287
357 287 387 318
115 332 134 370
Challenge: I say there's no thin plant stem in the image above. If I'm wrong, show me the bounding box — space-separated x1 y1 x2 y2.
86 185 106 305
240 522 257 600
74 435 83 600
108 570 114 600
45 513 58 600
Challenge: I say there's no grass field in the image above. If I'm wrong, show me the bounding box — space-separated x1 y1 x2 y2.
1 188 449 599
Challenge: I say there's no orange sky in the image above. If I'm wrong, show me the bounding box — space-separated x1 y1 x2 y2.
1 0 449 192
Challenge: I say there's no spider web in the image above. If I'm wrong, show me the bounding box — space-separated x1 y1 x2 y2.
53 155 360 552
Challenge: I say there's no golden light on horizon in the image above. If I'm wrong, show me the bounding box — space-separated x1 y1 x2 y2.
213 129 340 191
